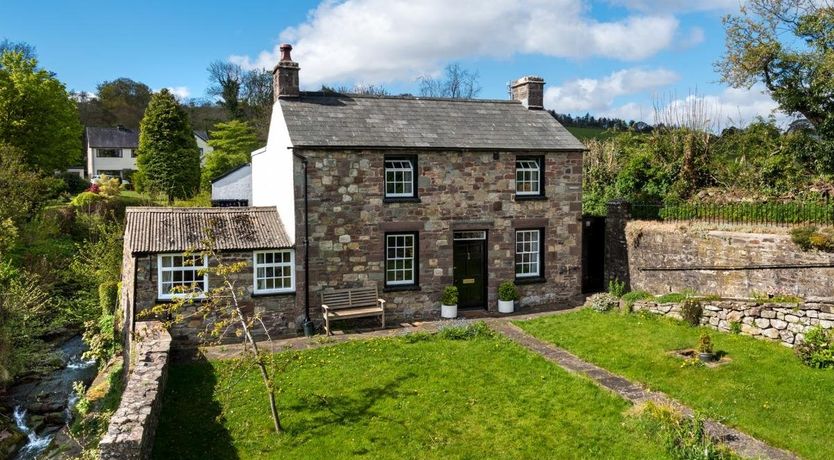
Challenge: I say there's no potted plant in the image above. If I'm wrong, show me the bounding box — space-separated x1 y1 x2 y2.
441 285 458 319
697 332 716 362
497 281 518 314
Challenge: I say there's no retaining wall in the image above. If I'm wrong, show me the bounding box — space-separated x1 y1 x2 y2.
99 321 171 460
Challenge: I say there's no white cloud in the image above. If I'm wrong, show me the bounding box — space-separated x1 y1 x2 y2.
544 67 679 113
607 0 741 13
678 26 705 49
230 0 680 86
165 86 191 99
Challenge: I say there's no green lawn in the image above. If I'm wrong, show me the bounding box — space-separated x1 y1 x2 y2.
153 327 670 459
517 310 834 460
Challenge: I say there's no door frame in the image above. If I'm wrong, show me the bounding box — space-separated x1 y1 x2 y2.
452 230 488 310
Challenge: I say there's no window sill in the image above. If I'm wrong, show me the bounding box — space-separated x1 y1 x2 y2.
514 277 547 285
383 196 421 203
383 284 421 293
252 291 296 298
514 195 547 201
155 296 207 304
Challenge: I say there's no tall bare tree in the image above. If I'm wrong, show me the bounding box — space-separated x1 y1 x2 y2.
207 61 244 119
418 63 481 99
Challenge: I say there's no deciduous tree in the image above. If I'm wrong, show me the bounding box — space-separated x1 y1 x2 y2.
137 89 201 204
419 63 481 99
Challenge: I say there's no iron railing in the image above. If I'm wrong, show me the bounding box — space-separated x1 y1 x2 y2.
630 201 834 226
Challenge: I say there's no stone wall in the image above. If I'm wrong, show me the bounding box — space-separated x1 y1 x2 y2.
294 149 584 320
99 321 171 460
130 251 301 345
626 221 834 298
632 297 834 347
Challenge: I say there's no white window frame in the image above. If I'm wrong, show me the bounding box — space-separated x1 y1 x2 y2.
95 148 122 158
384 158 415 198
385 233 416 286
515 158 542 196
253 249 295 294
515 229 542 278
157 253 208 300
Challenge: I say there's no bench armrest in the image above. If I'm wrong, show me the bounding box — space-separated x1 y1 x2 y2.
322 304 330 312
377 299 386 306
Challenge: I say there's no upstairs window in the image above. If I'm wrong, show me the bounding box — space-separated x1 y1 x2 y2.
158 254 208 299
384 157 415 198
515 229 542 278
96 148 122 158
253 250 295 294
515 157 543 196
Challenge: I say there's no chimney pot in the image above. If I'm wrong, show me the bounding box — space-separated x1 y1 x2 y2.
511 76 545 110
273 44 300 100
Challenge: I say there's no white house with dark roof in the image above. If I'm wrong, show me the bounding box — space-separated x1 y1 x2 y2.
81 126 214 179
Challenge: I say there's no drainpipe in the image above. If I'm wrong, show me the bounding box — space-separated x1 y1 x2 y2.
293 150 314 336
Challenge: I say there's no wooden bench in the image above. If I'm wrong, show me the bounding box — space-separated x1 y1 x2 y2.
321 286 386 336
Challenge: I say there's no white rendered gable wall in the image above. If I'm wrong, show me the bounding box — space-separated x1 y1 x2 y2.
251 103 295 244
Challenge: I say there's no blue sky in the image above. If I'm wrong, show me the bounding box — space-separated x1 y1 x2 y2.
1 0 783 125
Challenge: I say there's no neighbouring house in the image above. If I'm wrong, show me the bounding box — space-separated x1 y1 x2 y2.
81 126 213 179
122 43 585 343
211 162 253 207
194 130 212 163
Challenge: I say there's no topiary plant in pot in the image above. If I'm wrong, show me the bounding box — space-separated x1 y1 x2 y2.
441 285 458 319
697 332 716 362
497 281 518 314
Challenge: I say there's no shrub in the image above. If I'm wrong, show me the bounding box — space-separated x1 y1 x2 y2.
729 321 742 334
794 326 834 368
441 286 458 305
497 281 518 302
697 333 713 354
71 191 105 208
680 299 703 326
98 281 118 315
98 175 121 198
438 321 493 340
59 172 91 195
630 402 734 460
608 278 627 298
585 293 619 312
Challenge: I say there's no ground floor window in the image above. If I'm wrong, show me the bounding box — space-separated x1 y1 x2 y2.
95 169 122 178
515 229 542 278
157 253 208 299
253 250 295 294
385 232 417 286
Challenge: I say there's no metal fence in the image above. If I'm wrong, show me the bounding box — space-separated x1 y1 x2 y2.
630 201 834 226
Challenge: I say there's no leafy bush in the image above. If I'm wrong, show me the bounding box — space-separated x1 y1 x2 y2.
585 293 619 312
697 333 713 354
608 278 627 298
97 175 121 198
441 285 458 305
59 172 91 195
82 313 119 364
437 321 493 340
98 281 118 315
497 281 518 302
729 321 742 334
794 326 834 368
680 299 703 326
791 226 834 252
71 191 105 208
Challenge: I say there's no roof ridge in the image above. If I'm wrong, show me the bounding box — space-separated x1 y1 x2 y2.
125 206 276 212
297 91 521 104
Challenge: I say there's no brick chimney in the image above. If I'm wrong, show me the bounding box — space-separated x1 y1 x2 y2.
511 76 545 110
273 44 299 100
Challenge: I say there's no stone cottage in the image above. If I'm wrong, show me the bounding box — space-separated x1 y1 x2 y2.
122 43 585 343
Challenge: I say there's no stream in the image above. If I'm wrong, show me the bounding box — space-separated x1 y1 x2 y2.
3 336 97 460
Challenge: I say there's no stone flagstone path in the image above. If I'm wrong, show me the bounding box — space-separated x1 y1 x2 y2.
489 321 798 460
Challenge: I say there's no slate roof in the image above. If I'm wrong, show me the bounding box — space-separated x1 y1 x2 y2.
194 130 209 142
124 207 292 254
279 92 585 151
86 127 138 148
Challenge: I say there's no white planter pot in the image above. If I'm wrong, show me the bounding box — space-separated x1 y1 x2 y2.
498 299 515 314
441 304 458 319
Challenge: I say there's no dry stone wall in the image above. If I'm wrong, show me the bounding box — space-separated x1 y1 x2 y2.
99 321 171 460
626 221 834 298
632 298 834 347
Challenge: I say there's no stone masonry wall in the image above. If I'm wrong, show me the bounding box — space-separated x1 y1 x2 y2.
294 149 584 321
131 251 300 345
626 221 834 298
632 298 834 347
99 321 171 460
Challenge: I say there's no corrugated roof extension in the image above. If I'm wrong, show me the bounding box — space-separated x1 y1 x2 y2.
279 92 586 151
124 207 292 254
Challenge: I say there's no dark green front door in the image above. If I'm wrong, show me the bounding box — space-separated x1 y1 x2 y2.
453 237 487 309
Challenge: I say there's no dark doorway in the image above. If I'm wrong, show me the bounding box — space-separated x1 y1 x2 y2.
582 216 606 293
453 231 487 309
